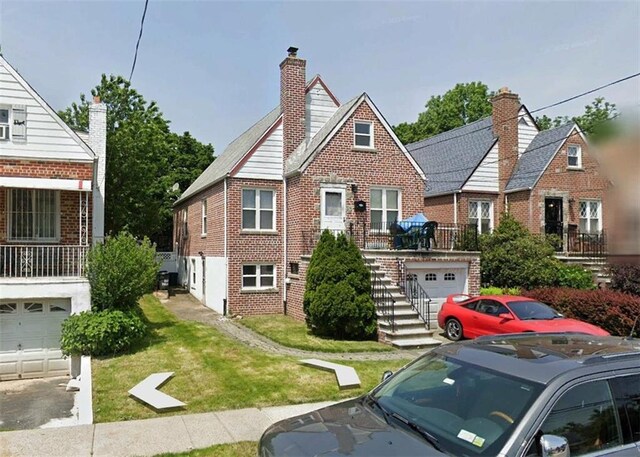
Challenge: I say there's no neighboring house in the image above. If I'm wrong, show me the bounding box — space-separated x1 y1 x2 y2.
408 88 609 251
0 55 106 380
174 48 480 346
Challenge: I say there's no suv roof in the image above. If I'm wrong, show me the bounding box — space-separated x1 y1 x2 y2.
434 333 640 385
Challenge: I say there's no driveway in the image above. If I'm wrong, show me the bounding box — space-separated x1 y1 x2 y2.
0 377 78 430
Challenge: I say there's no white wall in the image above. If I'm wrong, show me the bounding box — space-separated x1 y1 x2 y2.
306 82 338 138
463 143 499 192
178 255 227 314
518 108 539 158
0 278 91 314
235 123 283 180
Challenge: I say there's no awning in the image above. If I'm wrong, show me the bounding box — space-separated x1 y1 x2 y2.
0 176 92 191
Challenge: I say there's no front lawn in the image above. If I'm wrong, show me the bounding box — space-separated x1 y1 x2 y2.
157 442 256 457
240 315 394 353
92 296 410 423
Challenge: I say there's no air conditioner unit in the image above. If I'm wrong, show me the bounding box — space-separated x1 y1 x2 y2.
0 124 9 140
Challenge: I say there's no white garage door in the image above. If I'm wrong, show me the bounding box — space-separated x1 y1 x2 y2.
0 299 71 381
412 267 468 308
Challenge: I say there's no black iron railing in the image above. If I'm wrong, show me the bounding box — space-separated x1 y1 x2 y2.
398 259 433 330
566 230 607 257
364 254 396 333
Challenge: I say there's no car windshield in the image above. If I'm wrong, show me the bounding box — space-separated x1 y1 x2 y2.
372 352 543 456
508 301 561 320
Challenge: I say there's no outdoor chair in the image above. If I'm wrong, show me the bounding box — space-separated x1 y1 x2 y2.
389 222 407 250
421 221 438 250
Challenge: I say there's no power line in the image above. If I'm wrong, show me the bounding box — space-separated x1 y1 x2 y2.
407 72 640 151
129 0 150 82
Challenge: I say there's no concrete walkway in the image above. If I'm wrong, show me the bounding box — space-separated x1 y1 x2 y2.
163 290 444 361
0 400 338 456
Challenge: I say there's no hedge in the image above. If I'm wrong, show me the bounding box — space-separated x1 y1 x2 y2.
524 288 640 337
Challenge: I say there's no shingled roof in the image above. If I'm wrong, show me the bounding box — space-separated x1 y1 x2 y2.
407 117 496 196
505 122 577 192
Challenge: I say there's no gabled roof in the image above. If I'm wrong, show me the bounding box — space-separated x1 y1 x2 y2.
0 55 96 162
505 122 577 192
407 117 495 196
176 105 282 204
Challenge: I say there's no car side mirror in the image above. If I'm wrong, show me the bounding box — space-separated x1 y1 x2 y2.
540 434 569 457
381 370 393 382
498 313 513 320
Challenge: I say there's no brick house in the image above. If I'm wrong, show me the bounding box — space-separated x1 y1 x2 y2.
174 49 480 347
408 88 609 252
0 55 106 380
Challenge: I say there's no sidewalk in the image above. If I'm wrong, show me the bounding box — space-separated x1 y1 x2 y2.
0 400 338 457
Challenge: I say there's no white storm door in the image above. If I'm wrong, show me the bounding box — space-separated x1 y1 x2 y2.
321 188 346 232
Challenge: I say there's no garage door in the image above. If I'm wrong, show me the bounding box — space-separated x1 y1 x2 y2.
0 299 71 381
412 267 468 308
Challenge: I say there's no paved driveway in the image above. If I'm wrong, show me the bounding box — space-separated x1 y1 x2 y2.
0 377 77 430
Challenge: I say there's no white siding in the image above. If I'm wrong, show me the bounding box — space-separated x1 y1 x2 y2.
306 82 338 139
463 143 499 192
0 60 93 162
235 123 283 180
518 107 538 158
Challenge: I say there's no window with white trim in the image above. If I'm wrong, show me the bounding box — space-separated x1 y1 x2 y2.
0 107 10 140
567 144 582 168
8 189 59 241
242 264 275 290
0 105 27 142
242 189 275 230
579 200 602 234
201 199 207 236
469 200 493 234
354 121 373 148
370 188 400 231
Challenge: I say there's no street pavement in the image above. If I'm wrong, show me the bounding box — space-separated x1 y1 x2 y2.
0 400 338 456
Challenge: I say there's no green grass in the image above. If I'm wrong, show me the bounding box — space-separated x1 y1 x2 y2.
240 314 394 353
156 442 257 457
92 295 410 423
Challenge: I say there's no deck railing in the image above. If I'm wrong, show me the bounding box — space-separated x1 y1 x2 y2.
0 245 89 278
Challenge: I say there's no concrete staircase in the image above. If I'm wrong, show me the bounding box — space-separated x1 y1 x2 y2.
556 255 611 285
365 258 442 350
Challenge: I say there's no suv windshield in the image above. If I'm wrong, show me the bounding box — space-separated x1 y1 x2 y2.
508 301 561 320
372 352 544 456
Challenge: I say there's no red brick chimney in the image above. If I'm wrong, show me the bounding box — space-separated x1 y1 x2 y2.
491 87 520 214
280 46 306 164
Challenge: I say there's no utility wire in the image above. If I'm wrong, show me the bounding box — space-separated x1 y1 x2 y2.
408 72 640 151
129 0 150 82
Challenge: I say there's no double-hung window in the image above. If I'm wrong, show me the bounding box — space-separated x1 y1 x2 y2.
370 188 400 231
469 200 493 234
579 200 601 234
201 200 207 236
0 105 27 141
354 121 373 148
242 189 275 231
8 189 59 241
242 264 275 290
567 144 582 168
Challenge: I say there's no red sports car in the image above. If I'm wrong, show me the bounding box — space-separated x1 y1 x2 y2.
437 294 609 341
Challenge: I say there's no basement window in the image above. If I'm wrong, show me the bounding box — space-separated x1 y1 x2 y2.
289 262 299 275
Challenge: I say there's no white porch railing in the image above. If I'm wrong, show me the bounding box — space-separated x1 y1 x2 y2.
0 245 89 278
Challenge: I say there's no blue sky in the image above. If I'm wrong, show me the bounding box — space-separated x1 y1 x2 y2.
1 1 638 153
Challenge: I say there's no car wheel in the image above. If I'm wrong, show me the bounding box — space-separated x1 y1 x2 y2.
445 318 463 341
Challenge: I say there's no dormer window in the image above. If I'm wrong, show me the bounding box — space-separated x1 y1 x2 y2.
0 107 9 140
567 145 582 168
354 121 373 148
0 105 27 142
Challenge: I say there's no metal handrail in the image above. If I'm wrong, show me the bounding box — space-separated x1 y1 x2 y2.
363 254 396 333
398 259 433 330
0 244 88 278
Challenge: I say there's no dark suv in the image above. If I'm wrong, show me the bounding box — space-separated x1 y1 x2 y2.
259 333 639 457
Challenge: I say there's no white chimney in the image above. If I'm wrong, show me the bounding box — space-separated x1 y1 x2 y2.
89 96 107 244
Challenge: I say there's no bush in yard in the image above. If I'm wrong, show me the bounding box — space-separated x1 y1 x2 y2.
304 231 377 340
86 231 160 311
480 213 594 290
480 287 521 296
61 308 148 356
610 263 640 296
524 287 640 337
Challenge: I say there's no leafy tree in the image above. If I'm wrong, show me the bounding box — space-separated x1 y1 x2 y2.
59 75 214 242
536 97 617 142
304 231 377 340
393 82 493 144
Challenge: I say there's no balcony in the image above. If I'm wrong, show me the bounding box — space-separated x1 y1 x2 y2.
0 245 89 278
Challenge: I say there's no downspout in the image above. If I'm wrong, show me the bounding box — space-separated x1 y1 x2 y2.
283 177 288 315
223 177 228 316
505 194 509 214
453 193 458 225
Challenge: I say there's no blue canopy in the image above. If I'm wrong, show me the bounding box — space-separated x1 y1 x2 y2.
398 213 428 230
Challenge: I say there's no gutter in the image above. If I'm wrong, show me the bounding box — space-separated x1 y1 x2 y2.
504 186 532 194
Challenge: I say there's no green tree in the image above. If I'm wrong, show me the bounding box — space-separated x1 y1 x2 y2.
536 97 617 142
59 75 214 242
393 82 494 144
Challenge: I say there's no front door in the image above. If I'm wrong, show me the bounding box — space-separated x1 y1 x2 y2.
544 198 563 237
320 188 346 232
